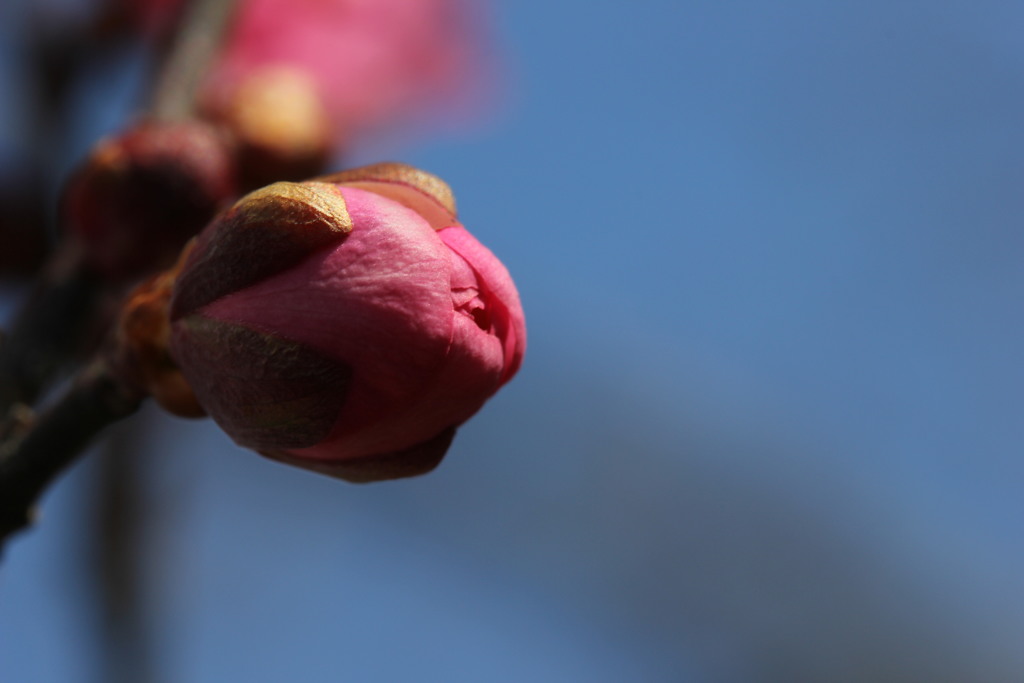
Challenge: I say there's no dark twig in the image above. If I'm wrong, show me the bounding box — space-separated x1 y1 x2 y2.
0 248 100 417
0 360 144 553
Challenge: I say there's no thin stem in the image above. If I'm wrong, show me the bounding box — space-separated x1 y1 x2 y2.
151 0 238 121
0 360 144 553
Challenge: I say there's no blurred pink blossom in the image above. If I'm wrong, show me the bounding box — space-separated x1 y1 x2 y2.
203 0 487 142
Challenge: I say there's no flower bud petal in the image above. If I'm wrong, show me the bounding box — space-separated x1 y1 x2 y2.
259 426 455 484
318 162 457 231
438 225 526 383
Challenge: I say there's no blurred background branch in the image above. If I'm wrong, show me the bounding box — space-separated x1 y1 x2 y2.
150 0 236 121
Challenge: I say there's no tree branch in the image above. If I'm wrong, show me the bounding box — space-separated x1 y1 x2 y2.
0 360 144 553
0 248 99 417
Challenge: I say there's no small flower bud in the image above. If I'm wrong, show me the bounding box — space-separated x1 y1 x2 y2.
168 163 525 482
63 120 237 279
203 66 333 191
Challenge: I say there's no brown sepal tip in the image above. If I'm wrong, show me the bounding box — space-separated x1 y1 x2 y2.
171 181 352 320
317 162 458 232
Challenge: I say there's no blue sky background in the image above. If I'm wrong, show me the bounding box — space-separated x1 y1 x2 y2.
3 0 1024 681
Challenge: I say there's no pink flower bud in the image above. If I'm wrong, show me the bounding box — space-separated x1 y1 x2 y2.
168 163 525 482
63 120 237 279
